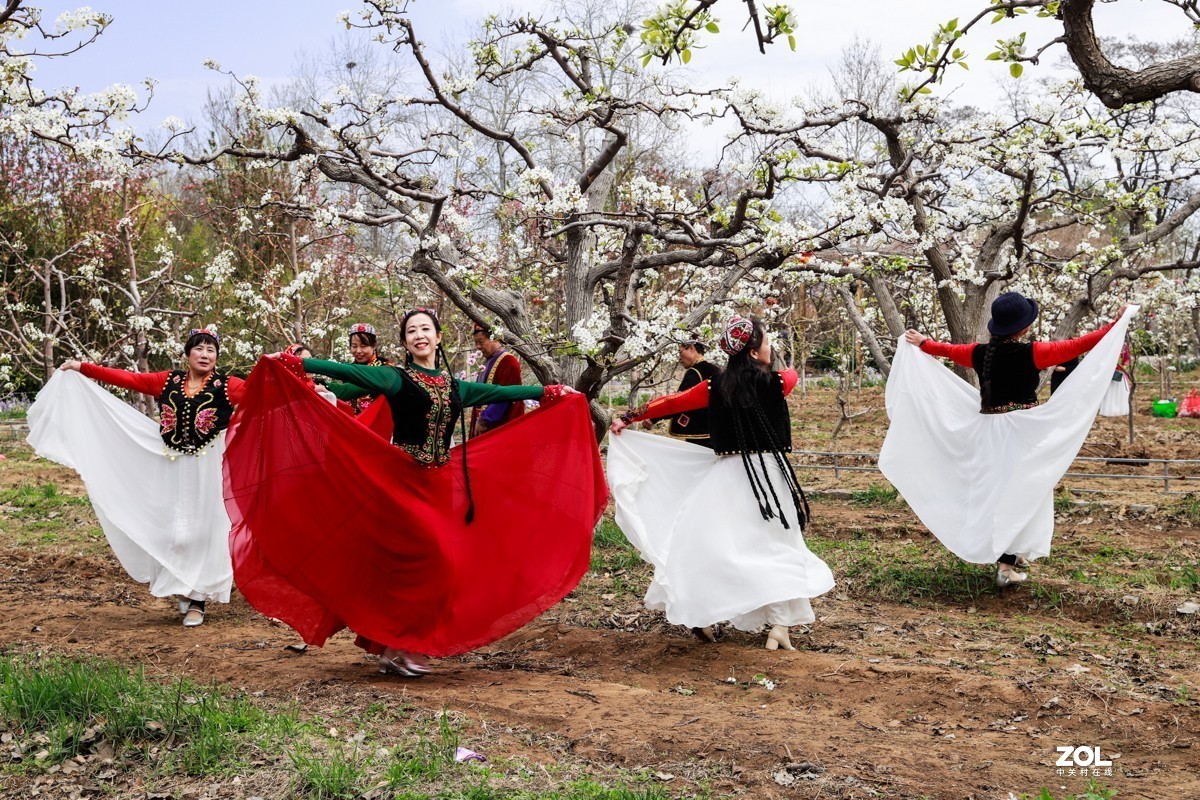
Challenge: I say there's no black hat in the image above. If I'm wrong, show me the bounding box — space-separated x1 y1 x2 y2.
987 292 1039 337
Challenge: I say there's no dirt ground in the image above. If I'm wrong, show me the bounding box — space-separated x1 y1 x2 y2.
1 388 1199 799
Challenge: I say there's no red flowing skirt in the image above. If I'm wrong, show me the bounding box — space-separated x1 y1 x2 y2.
223 358 608 657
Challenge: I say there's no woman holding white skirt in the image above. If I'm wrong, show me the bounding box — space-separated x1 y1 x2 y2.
609 317 834 651
882 295 1135 587
26 329 243 627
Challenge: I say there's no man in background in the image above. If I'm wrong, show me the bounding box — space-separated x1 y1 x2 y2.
667 337 721 448
469 323 526 437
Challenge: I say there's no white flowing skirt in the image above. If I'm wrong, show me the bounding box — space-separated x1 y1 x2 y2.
879 307 1137 564
608 431 835 630
1098 374 1131 417
26 371 233 602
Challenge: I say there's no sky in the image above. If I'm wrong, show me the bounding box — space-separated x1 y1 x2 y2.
25 0 1194 146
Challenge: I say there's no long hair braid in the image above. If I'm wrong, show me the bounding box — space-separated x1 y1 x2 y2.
979 337 1001 409
732 410 775 522
401 307 476 524
436 340 476 524
753 402 810 529
719 317 810 530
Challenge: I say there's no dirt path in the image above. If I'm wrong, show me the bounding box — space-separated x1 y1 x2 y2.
3 542 1197 800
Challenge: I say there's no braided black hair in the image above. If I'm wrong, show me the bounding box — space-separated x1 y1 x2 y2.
979 339 998 408
978 331 1023 410
720 317 810 530
400 308 475 524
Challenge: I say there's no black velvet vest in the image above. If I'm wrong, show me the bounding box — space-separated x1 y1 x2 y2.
157 370 233 454
708 371 792 456
350 356 391 415
388 364 463 466
972 341 1040 411
668 360 721 446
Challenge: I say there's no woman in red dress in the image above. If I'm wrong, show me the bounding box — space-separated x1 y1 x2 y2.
224 308 608 677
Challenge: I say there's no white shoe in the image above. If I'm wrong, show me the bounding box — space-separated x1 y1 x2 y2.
764 625 796 651
182 606 205 627
995 567 1028 588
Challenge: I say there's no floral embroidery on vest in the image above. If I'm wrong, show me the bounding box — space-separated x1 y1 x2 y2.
400 365 454 466
157 370 234 455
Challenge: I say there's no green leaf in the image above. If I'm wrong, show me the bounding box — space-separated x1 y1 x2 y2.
1009 62 1023 78
788 34 796 51
917 86 932 94
985 51 1002 61
641 53 653 67
705 21 719 33
682 48 691 64
946 17 958 32
959 61 969 70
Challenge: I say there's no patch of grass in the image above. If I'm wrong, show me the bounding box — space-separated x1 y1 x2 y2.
1169 563 1200 592
1054 487 1076 514
1172 492 1200 524
0 481 88 510
0 654 301 775
560 783 676 799
290 742 370 799
848 483 902 508
296 710 685 800
386 711 459 787
809 539 994 603
1026 581 1064 607
1018 781 1118 799
590 520 645 572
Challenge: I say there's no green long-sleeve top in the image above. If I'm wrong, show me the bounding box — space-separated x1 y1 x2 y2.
301 359 543 407
303 358 543 465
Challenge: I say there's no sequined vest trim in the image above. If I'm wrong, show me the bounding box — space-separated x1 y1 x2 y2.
971 341 1040 412
707 371 792 456
387 365 463 466
351 356 391 415
157 370 233 454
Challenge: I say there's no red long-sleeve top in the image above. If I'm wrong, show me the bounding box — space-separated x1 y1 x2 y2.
79 363 247 404
628 368 799 423
917 321 1116 371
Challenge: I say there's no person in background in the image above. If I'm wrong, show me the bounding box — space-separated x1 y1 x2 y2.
469 323 526 437
326 323 392 415
661 337 721 448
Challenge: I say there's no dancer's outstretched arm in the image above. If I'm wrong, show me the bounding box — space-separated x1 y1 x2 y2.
299 358 404 396
1031 318 1119 369
63 361 169 397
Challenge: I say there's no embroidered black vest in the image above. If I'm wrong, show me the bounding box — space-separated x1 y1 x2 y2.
157 370 234 454
708 371 792 456
669 360 721 446
972 341 1040 412
351 356 391 415
387 365 463 466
